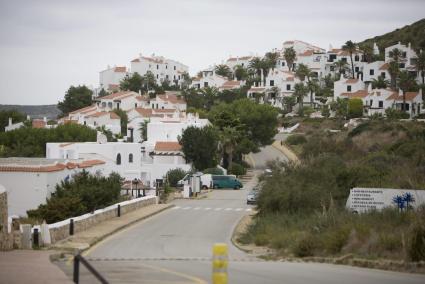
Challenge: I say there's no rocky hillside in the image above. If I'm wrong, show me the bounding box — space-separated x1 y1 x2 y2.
0 104 60 119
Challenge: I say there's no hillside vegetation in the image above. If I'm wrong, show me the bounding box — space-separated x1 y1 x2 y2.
358 18 425 52
240 119 425 263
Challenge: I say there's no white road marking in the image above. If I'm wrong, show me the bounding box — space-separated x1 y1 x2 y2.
245 208 252 211
235 208 243 211
204 208 211 210
214 208 222 211
182 207 191 210
172 206 181 210
225 208 233 211
193 207 201 210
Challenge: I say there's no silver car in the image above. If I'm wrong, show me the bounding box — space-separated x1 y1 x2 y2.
247 191 258 205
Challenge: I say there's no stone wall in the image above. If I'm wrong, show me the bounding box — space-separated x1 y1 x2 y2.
49 196 157 244
0 190 13 250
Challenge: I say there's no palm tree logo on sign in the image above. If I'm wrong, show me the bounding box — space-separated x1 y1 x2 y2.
392 192 415 211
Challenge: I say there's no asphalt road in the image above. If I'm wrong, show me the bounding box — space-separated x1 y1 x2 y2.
56 145 425 284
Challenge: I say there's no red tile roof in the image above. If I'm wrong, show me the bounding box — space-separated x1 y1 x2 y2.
298 50 314 56
346 78 359 84
87 111 120 119
0 160 105 173
32 119 46 129
379 63 389 70
114 66 126 72
99 91 135 100
69 105 97 114
386 92 420 101
131 58 140 62
157 93 185 104
134 108 153 117
341 90 368 98
154 142 182 152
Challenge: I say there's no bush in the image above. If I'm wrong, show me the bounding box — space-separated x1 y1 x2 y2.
293 233 316 257
385 108 410 119
27 171 122 223
166 168 187 187
228 162 246 176
408 221 425 261
203 167 224 175
348 98 363 118
286 134 307 145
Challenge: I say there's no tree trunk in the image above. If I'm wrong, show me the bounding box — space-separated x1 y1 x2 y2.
350 54 355 79
310 91 314 108
299 97 303 117
402 92 406 112
227 147 233 170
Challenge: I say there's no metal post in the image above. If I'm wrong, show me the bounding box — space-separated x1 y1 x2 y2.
33 228 39 248
117 204 121 217
70 219 74 236
73 255 80 284
143 188 146 196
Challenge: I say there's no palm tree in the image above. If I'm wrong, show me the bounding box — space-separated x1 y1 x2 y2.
201 87 219 110
398 70 417 111
282 96 296 113
359 43 374 63
334 59 348 75
220 126 241 170
307 78 319 107
388 61 400 90
342 40 357 79
371 76 390 89
215 64 232 79
264 51 280 70
248 57 263 77
415 50 425 84
234 65 248 81
284 47 296 71
389 48 403 63
295 63 311 82
294 83 309 116
138 119 150 141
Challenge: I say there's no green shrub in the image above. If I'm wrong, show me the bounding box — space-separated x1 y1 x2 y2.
166 168 187 187
203 167 224 175
348 98 363 118
286 134 307 145
254 234 270 246
228 162 246 176
27 171 122 223
293 233 316 257
385 108 410 119
324 227 350 254
408 221 425 261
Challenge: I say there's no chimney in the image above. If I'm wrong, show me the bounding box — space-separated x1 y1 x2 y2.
419 88 423 97
399 88 403 97
8 117 12 127
340 73 343 80
43 117 47 123
408 42 411 49
138 89 141 96
260 69 264 87
26 115 30 120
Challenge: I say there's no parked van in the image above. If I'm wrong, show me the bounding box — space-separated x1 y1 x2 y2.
177 173 213 189
212 175 243 189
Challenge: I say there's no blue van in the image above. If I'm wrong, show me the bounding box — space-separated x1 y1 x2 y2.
212 175 243 189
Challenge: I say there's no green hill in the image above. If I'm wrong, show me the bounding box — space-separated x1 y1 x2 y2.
358 18 425 52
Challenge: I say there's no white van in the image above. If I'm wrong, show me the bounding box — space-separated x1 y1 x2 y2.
177 173 213 189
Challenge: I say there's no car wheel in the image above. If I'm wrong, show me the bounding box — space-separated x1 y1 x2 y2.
234 185 240 190
202 185 208 190
213 185 218 189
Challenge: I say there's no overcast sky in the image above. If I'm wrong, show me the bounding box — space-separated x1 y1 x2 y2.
0 0 424 105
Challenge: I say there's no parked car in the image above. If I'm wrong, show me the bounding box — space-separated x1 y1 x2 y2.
212 175 243 189
247 190 258 204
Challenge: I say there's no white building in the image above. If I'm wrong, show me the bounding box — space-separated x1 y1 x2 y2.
334 76 366 100
99 66 128 92
46 142 142 181
362 61 388 82
386 89 423 118
149 91 187 111
4 118 25 132
85 111 121 135
191 70 228 89
225 56 254 70
130 54 189 86
0 157 106 216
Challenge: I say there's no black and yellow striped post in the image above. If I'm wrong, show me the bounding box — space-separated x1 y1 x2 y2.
212 243 228 284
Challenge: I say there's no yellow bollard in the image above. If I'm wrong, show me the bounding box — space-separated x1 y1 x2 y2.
212 243 228 284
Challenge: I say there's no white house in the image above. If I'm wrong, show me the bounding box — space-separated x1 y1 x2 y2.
0 157 106 216
363 61 388 82
191 70 228 89
386 89 423 118
46 141 142 181
99 66 128 92
225 56 254 70
334 76 366 100
218 80 244 91
149 91 187 111
130 54 189 86
4 118 25 132
84 111 121 135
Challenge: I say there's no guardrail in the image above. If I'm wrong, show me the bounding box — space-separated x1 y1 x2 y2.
73 253 108 284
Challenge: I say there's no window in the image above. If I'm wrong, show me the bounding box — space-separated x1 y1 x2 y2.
379 101 383 108
129 154 133 163
174 75 176 80
166 65 168 69
282 61 285 66
399 63 405 68
156 74 159 79
354 55 359 61
341 58 347 62
381 72 386 78
166 75 169 79
156 104 158 109
174 66 176 70
270 80 274 86
178 75 181 80
241 63 244 67
370 100 373 106
151 104 154 108
347 85 352 92
405 103 409 111
204 82 209 87
402 52 407 58
330 66 335 71
108 102 113 108
157 65 159 69
286 84 291 91
355 67 359 72
135 103 137 108
116 153 121 165
370 69 374 75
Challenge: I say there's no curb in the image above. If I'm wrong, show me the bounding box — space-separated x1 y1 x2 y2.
50 204 174 255
271 140 300 164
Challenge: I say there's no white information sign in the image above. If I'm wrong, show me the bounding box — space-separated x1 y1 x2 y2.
346 187 425 213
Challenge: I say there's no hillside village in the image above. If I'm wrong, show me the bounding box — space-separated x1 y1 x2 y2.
1 34 425 218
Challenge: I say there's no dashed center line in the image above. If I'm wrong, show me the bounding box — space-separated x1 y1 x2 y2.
182 207 191 210
171 206 254 213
